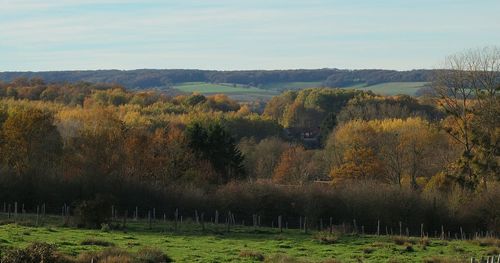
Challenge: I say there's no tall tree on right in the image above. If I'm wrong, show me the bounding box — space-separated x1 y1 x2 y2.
433 47 500 190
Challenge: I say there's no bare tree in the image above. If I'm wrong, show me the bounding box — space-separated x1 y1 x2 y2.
433 46 500 189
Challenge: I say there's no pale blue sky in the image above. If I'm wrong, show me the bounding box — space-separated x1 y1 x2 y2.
1 0 499 71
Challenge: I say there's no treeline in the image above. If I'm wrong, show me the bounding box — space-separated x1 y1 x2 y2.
0 69 433 89
0 50 498 235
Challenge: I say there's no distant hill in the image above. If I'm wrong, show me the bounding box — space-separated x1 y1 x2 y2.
0 69 434 91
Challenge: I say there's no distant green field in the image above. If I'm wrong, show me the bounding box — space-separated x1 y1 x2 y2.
173 81 428 101
173 82 276 94
345 82 429 96
260 81 323 91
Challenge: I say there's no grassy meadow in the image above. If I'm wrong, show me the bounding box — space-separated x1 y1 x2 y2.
341 82 429 96
172 81 429 100
0 214 498 262
172 82 278 101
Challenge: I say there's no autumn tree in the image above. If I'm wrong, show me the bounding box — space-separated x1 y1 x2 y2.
272 145 316 185
1 106 62 176
239 137 289 180
433 46 500 189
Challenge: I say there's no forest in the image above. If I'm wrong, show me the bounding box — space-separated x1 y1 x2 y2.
0 69 433 90
0 48 498 241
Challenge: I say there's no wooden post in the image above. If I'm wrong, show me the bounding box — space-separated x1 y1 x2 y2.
215 210 219 225
460 227 464 240
122 210 127 228
278 216 283 233
135 206 138 221
7 204 11 219
304 217 308 234
377 220 380 236
441 225 445 240
362 225 365 235
42 203 45 218
420 223 424 238
148 210 152 230
385 226 388 236
65 206 70 225
329 217 333 234
299 217 302 231
174 209 179 231
406 227 409 237
320 218 323 231
399 221 402 236
14 202 17 218
36 205 40 226
201 213 205 231
195 210 199 224
353 219 357 234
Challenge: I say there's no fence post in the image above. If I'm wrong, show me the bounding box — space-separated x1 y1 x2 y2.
377 220 380 236
329 217 333 234
201 212 205 231
174 209 179 231
304 217 308 234
36 205 40 226
148 210 152 230
278 216 282 233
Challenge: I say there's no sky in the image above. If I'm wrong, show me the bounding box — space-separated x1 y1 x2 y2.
1 0 499 71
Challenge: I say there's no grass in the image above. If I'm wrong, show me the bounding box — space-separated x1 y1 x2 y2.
172 81 429 101
343 82 429 96
172 82 278 101
0 214 497 262
259 81 323 91
173 82 276 94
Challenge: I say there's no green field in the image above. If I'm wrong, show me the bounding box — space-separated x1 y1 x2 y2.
172 81 429 101
0 215 497 262
173 82 276 94
343 82 429 96
172 82 278 101
260 82 323 91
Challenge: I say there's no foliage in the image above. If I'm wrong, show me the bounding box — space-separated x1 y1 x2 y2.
1 242 62 263
75 195 114 228
185 121 245 184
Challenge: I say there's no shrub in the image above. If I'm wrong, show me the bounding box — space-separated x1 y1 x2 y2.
136 247 172 263
1 242 62 263
101 223 111 232
239 250 265 261
80 238 115 247
264 254 304 263
313 231 339 244
76 248 132 263
75 194 115 228
423 257 463 263
363 247 375 254
392 236 409 245
475 237 500 247
404 243 414 252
